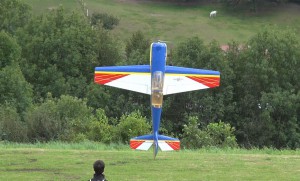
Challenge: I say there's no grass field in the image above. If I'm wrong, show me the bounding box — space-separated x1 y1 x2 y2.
23 0 300 45
1 142 300 180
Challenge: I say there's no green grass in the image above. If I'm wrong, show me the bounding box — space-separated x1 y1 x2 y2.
23 0 300 45
1 142 300 180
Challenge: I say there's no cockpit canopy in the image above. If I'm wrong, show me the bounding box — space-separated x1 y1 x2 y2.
151 71 164 108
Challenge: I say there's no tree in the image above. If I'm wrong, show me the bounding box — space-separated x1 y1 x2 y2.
0 32 33 115
164 37 233 136
0 31 21 68
88 30 151 120
260 91 300 148
17 7 121 100
0 66 33 115
0 0 31 34
164 37 211 133
228 27 300 148
124 31 150 63
87 31 151 119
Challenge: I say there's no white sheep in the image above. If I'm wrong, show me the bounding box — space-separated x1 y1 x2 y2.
210 11 217 18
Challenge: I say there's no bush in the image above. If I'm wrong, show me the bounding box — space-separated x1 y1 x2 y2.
0 105 28 142
87 108 113 143
125 31 150 61
206 121 238 148
182 116 237 149
56 95 92 141
25 99 61 142
25 95 94 142
91 12 119 30
114 110 151 144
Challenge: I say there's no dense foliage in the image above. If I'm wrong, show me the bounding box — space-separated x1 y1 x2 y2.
0 0 299 149
91 12 119 30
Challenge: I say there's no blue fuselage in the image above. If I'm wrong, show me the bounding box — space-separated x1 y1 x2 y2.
150 42 167 142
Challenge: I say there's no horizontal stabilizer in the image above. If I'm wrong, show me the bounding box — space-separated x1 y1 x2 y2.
130 134 180 151
130 134 153 151
130 140 153 151
157 135 180 151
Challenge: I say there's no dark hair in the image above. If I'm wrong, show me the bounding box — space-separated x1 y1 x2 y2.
93 160 105 174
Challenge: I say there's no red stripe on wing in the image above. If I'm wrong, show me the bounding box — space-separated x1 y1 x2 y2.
130 140 144 149
187 76 220 88
166 141 180 150
94 73 129 84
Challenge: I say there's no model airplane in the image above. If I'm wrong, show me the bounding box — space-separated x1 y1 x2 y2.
94 42 220 158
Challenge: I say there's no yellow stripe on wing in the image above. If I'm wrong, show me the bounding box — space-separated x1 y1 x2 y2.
95 71 150 75
165 73 220 78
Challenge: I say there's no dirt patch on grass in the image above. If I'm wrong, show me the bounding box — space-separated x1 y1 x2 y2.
28 158 38 163
6 168 56 172
110 160 129 165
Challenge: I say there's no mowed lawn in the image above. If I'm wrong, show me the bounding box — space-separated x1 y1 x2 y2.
1 144 300 180
24 0 300 45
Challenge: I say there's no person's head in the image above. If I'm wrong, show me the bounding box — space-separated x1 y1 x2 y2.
93 160 105 174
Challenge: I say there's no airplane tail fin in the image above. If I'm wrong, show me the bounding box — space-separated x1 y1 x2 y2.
130 134 180 152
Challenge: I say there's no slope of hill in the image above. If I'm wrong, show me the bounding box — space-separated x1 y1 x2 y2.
24 0 300 44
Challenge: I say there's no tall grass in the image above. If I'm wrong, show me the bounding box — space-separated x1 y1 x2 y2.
0 140 129 150
1 141 299 154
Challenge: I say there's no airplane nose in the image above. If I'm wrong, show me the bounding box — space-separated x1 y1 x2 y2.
155 45 161 51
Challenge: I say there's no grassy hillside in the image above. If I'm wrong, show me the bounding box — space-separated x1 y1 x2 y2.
24 0 300 45
1 142 300 180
